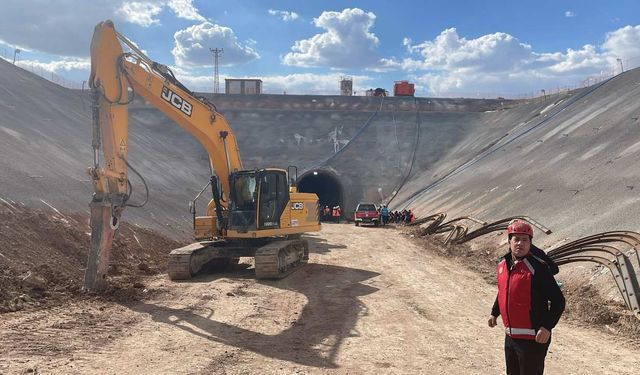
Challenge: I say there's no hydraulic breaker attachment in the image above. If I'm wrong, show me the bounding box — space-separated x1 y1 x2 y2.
84 196 121 290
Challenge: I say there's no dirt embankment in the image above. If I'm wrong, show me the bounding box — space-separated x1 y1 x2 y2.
0 201 183 313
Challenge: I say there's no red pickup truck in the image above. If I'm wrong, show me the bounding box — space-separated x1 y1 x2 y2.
354 203 380 227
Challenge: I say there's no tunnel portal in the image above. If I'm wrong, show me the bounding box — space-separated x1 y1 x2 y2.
297 170 344 213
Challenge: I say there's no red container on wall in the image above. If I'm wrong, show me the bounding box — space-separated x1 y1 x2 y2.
394 81 415 96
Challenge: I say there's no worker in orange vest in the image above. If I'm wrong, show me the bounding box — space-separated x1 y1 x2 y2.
332 205 341 223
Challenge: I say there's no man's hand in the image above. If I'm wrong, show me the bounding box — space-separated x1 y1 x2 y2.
535 327 551 343
487 315 497 328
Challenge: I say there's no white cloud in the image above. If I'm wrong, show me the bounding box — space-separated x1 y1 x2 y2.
565 11 576 18
396 26 640 96
118 0 205 26
7 57 91 88
368 58 403 72
282 8 380 68
539 45 609 75
261 73 372 95
602 25 640 61
0 0 116 57
172 22 260 66
268 9 299 22
0 1 206 57
166 0 206 22
16 57 90 72
117 2 163 27
165 65 214 92
403 28 534 73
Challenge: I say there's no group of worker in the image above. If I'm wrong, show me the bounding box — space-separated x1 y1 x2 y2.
377 205 415 226
321 205 341 223
321 203 416 226
384 208 414 225
320 204 416 226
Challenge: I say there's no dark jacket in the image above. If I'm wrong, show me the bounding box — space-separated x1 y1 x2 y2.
530 244 559 275
491 249 565 332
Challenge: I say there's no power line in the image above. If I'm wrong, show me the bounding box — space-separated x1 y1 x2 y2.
210 47 223 93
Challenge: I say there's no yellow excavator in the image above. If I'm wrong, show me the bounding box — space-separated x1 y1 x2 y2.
84 20 321 289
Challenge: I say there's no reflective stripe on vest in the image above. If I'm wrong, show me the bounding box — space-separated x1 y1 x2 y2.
505 327 536 337
523 258 535 275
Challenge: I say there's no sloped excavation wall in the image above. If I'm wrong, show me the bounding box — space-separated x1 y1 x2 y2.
393 68 640 246
3 56 640 256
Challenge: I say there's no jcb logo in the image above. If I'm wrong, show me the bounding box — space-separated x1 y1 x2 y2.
291 202 304 210
161 86 193 117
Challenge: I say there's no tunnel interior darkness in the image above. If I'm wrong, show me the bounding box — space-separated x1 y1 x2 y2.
297 170 343 212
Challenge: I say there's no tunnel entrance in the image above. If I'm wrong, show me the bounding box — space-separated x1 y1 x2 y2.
297 170 344 216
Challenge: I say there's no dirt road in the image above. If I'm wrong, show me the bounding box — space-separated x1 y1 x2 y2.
1 223 639 374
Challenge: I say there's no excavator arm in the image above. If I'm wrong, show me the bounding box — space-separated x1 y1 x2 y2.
84 20 242 289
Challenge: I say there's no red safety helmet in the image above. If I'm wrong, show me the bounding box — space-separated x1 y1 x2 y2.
507 220 533 238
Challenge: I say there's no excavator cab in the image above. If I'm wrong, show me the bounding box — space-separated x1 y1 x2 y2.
228 169 289 232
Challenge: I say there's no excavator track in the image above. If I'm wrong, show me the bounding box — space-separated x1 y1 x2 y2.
168 241 222 280
168 238 309 280
254 239 309 279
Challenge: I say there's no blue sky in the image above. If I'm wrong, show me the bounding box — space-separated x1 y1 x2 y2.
1 1 639 97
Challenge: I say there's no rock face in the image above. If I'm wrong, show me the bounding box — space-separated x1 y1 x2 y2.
2 57 640 249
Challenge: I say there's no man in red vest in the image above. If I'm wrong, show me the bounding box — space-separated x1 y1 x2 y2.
488 220 565 375
332 205 341 223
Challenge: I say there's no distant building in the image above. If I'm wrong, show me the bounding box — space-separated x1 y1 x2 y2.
340 77 353 96
366 88 388 97
393 81 415 96
225 79 262 94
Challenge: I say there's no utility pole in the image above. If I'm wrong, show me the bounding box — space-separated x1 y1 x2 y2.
210 47 223 93
12 48 21 64
617 58 624 74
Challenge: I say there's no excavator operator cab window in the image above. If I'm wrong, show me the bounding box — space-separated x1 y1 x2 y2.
228 170 289 232
229 172 258 231
258 170 288 229
232 173 257 209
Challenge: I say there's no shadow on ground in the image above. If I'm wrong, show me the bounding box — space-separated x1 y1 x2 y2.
124 263 380 369
305 234 348 255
